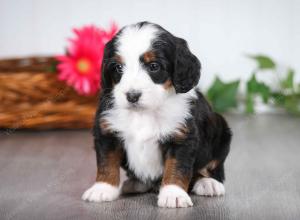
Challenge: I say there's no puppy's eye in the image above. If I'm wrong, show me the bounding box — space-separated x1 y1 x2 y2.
148 62 160 72
114 63 123 73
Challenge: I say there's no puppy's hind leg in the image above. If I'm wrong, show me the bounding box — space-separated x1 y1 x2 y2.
192 161 226 197
192 113 231 197
122 178 152 194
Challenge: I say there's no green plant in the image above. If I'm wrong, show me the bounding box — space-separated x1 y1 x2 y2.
207 77 239 113
206 55 300 115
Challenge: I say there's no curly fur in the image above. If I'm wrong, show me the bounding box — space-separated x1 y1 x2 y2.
82 22 232 208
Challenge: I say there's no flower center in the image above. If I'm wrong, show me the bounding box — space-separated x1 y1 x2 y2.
76 58 91 74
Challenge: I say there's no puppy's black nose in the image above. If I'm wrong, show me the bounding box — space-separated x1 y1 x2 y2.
126 91 142 103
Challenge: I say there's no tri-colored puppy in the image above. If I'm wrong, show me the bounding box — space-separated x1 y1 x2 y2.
82 22 231 208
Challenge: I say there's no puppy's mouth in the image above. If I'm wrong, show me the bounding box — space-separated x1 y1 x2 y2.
126 103 145 111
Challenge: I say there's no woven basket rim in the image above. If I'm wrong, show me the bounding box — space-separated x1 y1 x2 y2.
0 56 57 73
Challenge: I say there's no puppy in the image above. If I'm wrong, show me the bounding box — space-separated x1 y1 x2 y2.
82 22 231 208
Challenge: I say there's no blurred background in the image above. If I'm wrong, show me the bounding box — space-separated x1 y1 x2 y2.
1 0 300 129
1 1 300 219
1 0 300 88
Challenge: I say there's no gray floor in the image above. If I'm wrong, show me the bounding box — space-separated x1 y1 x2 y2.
0 115 300 220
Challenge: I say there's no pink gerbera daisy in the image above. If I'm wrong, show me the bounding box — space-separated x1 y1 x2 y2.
56 23 118 95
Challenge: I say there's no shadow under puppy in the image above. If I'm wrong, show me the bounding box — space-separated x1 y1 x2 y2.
82 22 231 208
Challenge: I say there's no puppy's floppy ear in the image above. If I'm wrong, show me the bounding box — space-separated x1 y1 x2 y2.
172 37 201 93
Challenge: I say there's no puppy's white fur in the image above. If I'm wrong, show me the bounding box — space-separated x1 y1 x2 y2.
158 185 193 208
82 168 128 202
113 24 165 111
82 182 120 202
192 177 225 196
102 24 197 182
103 90 196 182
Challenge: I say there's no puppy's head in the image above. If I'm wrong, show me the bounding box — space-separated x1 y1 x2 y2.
101 22 201 110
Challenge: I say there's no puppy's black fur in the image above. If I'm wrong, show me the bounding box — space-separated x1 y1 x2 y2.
93 22 231 192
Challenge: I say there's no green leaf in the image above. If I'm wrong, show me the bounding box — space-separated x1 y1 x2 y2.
247 74 271 103
48 60 59 73
271 92 285 106
207 77 240 113
245 93 254 114
280 69 294 90
283 95 300 115
248 55 276 70
271 92 300 116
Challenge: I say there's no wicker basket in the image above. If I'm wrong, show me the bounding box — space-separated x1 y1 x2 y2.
0 56 97 130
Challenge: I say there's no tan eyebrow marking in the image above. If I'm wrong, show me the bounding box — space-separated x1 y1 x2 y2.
143 51 156 63
113 55 124 64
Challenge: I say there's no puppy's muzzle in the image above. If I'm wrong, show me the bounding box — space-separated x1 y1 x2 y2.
126 90 142 103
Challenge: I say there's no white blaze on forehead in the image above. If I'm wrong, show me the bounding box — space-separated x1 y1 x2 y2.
116 24 159 64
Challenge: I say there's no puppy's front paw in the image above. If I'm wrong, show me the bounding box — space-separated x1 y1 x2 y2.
192 177 225 196
82 182 120 202
158 185 193 208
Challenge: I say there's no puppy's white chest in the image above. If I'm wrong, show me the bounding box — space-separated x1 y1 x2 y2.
103 91 195 181
119 112 164 181
124 137 163 181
